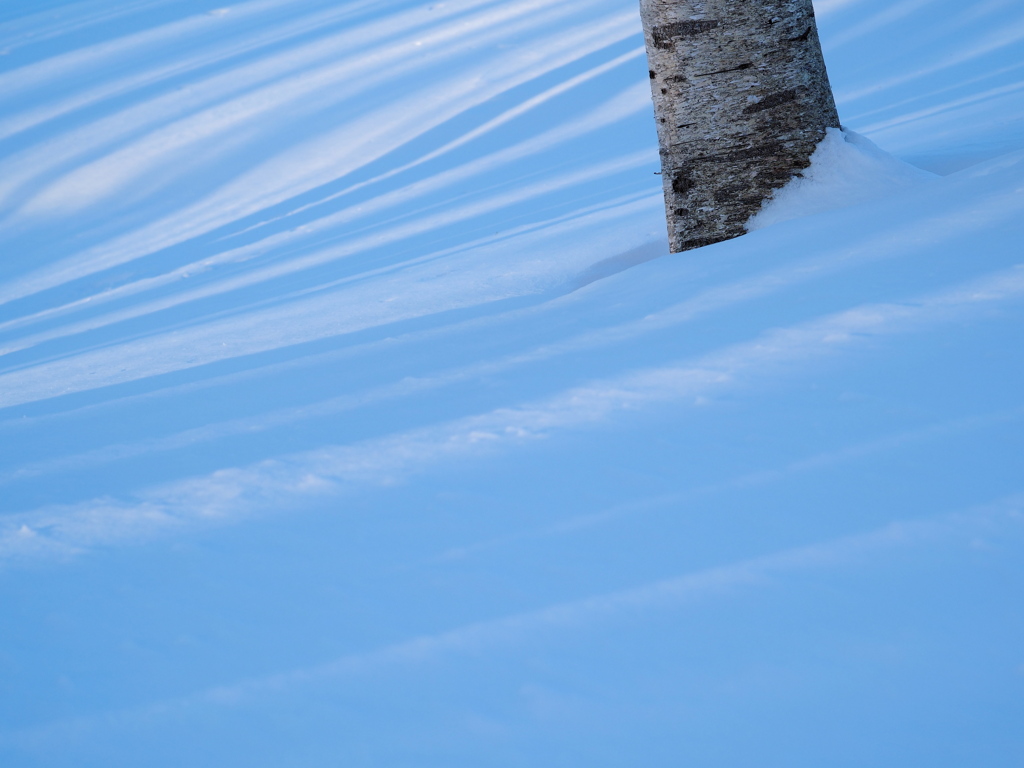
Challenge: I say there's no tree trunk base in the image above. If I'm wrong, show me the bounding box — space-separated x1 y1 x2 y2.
640 0 840 252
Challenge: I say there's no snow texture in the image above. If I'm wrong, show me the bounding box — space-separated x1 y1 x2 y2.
0 0 1023 766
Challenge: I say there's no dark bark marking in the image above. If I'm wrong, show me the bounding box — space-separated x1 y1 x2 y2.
671 170 694 195
649 70 656 79
676 234 738 250
789 27 812 42
706 142 785 162
695 62 753 77
652 20 720 49
742 89 798 114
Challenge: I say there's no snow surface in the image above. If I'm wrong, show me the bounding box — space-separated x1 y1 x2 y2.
0 0 1023 766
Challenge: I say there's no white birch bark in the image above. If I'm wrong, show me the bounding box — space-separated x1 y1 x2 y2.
639 0 840 252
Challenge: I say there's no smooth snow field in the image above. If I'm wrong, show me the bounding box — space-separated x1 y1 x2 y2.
1 0 1023 765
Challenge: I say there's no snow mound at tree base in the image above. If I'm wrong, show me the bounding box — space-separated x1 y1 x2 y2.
746 127 938 231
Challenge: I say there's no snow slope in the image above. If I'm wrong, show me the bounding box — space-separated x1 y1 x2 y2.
0 0 1022 765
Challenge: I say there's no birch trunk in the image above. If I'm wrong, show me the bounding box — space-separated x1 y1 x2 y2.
640 0 840 252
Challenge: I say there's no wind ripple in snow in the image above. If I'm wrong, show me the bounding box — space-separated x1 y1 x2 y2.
0 0 658 347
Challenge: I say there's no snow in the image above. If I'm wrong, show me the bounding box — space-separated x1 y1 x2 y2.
746 127 938 231
0 0 1023 766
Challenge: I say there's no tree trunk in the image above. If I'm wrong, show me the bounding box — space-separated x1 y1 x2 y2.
640 0 840 252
